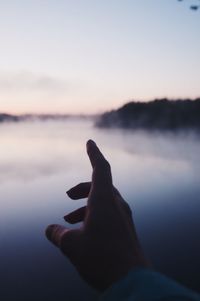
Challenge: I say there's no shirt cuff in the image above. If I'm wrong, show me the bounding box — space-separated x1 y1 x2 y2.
100 268 200 301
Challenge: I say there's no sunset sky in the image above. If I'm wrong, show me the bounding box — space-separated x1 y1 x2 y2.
0 0 200 114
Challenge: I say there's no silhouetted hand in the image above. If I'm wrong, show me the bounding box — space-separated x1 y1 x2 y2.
46 140 148 291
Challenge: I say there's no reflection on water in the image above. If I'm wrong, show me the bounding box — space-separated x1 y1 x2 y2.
0 119 200 300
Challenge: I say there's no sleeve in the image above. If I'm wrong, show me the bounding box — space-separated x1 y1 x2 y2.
99 268 200 301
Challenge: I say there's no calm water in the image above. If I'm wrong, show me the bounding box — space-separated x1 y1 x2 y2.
0 118 200 300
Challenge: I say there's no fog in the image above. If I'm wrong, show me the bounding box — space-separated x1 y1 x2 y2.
0 119 199 300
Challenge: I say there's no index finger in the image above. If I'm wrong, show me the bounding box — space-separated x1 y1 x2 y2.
86 140 113 197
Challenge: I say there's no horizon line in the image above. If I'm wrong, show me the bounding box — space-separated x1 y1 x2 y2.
1 97 200 116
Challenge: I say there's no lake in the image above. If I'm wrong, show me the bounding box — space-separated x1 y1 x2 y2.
0 118 199 300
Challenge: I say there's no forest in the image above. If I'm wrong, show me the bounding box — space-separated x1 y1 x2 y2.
96 99 200 131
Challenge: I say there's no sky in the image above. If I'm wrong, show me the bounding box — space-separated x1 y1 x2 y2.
0 0 200 114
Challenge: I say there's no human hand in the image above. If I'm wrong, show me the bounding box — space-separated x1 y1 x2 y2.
45 140 148 291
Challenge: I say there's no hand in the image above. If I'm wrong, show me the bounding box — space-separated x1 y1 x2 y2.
45 140 148 291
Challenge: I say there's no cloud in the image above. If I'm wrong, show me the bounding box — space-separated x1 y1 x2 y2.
0 71 69 93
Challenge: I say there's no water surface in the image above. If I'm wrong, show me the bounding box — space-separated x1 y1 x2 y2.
0 119 199 300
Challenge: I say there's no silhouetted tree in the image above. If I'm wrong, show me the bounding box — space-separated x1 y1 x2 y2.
96 99 200 131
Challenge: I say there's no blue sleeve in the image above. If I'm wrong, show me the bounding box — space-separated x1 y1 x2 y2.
100 268 200 301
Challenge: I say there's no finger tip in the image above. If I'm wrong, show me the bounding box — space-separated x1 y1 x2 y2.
63 215 69 222
63 219 73 224
45 224 56 241
45 224 67 247
86 139 96 151
66 190 78 200
63 214 76 224
66 189 71 197
66 189 76 199
87 139 95 145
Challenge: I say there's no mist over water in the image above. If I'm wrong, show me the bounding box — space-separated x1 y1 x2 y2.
0 118 199 300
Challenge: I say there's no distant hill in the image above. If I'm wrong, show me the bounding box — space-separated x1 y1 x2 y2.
0 113 20 122
96 98 200 131
0 113 90 123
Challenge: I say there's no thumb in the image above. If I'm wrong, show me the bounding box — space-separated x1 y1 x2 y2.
46 224 68 247
45 224 81 261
